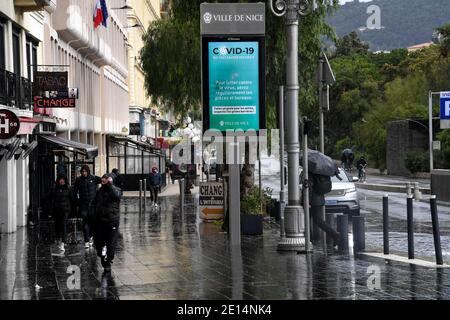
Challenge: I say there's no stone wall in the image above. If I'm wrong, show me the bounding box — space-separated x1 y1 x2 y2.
431 170 450 202
386 120 429 176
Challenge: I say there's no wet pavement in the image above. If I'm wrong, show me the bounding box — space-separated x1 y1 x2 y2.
1 189 450 300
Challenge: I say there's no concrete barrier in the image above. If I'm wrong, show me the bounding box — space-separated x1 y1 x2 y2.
431 170 450 202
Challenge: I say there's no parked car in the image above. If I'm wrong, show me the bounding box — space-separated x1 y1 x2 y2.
325 168 360 216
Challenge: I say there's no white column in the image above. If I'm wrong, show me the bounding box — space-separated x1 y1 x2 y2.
20 29 27 78
5 21 13 72
0 158 17 233
16 155 27 227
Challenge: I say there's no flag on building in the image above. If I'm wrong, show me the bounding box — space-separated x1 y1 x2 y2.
93 0 109 29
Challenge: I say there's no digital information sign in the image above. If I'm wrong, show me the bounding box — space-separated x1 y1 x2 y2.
209 41 259 130
203 38 265 132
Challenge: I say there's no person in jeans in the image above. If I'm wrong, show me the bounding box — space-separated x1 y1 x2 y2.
148 166 162 207
94 174 122 273
73 165 101 248
49 174 72 252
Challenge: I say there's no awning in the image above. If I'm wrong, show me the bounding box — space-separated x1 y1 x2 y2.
18 118 39 135
109 135 164 156
39 135 98 159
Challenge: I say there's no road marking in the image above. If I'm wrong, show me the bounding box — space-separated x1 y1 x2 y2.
361 252 450 268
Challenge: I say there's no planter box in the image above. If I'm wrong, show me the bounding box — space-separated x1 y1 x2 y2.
241 214 263 235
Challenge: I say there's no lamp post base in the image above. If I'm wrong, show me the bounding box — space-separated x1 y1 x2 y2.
277 236 308 253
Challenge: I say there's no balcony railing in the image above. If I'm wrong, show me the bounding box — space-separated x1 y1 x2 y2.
0 68 33 110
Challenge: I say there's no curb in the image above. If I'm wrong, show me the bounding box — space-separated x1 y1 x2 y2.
356 183 431 195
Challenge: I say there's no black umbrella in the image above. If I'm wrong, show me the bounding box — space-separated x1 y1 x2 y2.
300 149 339 177
342 148 353 156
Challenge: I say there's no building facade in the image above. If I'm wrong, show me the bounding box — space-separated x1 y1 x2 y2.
127 0 159 141
47 0 129 178
1 0 130 233
0 0 55 233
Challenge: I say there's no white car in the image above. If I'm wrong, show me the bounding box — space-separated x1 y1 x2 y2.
325 168 360 216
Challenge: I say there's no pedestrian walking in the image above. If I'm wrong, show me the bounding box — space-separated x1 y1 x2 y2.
111 168 124 191
48 174 72 252
301 171 340 244
148 166 162 207
73 165 102 249
94 174 122 273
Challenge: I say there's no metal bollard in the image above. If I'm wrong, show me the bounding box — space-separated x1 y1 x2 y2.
406 182 412 197
413 182 422 201
430 195 443 265
143 179 147 212
325 213 337 247
337 214 349 252
352 215 366 253
383 194 389 255
179 178 185 216
139 180 142 215
407 195 414 259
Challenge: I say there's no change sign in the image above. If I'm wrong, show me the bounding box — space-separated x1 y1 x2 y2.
199 182 224 220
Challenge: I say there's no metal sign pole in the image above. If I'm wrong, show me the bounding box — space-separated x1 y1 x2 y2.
429 91 434 171
279 86 286 238
303 119 311 252
229 139 241 247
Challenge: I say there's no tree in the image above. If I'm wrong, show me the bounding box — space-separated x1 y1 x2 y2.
335 31 370 57
141 0 340 202
436 24 450 57
141 0 339 127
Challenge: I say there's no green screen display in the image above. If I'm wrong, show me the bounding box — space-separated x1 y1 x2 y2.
208 41 260 131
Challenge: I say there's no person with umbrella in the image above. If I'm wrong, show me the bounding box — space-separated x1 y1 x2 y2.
301 149 341 244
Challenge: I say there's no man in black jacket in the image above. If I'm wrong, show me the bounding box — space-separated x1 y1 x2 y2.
111 168 124 191
73 165 102 248
94 174 122 273
49 174 73 252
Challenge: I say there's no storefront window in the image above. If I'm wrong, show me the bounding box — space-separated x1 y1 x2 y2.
12 28 20 75
0 22 5 69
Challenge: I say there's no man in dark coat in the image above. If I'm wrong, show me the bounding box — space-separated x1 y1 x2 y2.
94 174 122 273
148 166 162 207
49 174 72 252
111 168 124 191
301 171 340 244
73 165 101 248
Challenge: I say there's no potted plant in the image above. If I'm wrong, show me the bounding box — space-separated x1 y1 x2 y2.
240 186 270 235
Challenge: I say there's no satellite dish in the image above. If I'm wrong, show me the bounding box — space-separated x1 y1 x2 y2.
6 138 21 160
21 141 38 159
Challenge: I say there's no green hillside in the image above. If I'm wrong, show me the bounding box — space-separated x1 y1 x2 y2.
327 0 450 51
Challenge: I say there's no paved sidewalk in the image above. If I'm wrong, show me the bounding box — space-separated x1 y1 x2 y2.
1 192 450 300
123 182 199 198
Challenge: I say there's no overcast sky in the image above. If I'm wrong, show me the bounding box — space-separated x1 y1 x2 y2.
339 0 374 4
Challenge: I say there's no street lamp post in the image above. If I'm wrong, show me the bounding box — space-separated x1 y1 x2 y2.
269 0 320 252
